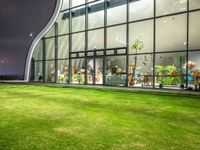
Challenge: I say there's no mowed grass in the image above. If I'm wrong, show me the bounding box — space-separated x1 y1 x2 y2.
0 84 200 150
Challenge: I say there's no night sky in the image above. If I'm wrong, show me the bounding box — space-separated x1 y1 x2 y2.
0 0 56 79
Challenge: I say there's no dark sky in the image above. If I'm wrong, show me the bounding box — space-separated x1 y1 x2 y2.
0 0 56 79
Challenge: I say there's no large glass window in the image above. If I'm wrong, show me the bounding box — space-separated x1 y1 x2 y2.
33 41 43 60
34 61 43 82
129 0 153 21
71 0 85 8
88 29 104 50
45 38 55 60
57 11 69 35
128 54 153 87
70 58 85 84
155 52 186 89
129 20 153 54
72 6 85 32
88 0 104 29
58 36 69 59
61 0 69 10
188 51 200 90
107 3 127 26
189 11 200 50
156 0 187 16
156 14 187 52
105 56 127 86
189 0 200 10
72 32 85 52
107 25 126 48
45 61 55 82
57 60 69 83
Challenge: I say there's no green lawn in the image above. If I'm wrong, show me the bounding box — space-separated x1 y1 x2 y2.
0 84 200 150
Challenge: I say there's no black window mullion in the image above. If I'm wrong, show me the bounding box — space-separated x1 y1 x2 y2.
85 1 88 84
103 0 107 86
55 23 58 83
69 3 72 84
186 0 189 89
125 0 129 87
42 38 46 81
153 0 156 88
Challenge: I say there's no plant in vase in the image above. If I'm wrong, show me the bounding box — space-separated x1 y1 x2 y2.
131 38 144 85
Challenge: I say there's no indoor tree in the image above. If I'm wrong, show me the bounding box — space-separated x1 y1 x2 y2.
131 38 144 84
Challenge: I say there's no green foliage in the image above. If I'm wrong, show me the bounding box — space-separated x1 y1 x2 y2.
155 65 180 85
131 38 144 52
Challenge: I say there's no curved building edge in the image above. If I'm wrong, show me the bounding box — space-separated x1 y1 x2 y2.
24 0 63 81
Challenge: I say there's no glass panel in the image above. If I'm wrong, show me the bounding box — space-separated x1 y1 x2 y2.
190 0 200 10
128 54 153 87
71 59 85 84
88 29 104 50
33 40 43 60
107 3 127 26
46 38 55 60
58 36 69 59
71 0 85 7
88 0 104 29
188 51 200 90
95 58 103 84
88 0 95 2
45 61 55 82
129 0 153 21
87 59 94 84
155 52 186 89
57 11 69 35
57 60 69 83
61 0 69 10
129 20 153 54
72 6 85 32
189 11 200 50
107 25 126 49
156 0 187 16
156 14 187 52
34 61 43 82
72 32 85 52
105 56 127 86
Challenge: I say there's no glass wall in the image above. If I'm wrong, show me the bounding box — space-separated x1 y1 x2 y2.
57 60 69 83
129 20 153 54
31 0 200 91
129 55 153 87
105 56 126 86
156 14 187 52
155 52 186 89
88 29 104 50
88 0 104 29
107 25 126 49
71 59 85 84
129 0 153 21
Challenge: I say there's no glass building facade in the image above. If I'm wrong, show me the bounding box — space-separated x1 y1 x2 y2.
31 0 200 90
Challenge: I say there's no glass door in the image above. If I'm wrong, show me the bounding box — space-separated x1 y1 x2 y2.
86 58 103 85
86 59 94 84
95 58 103 85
